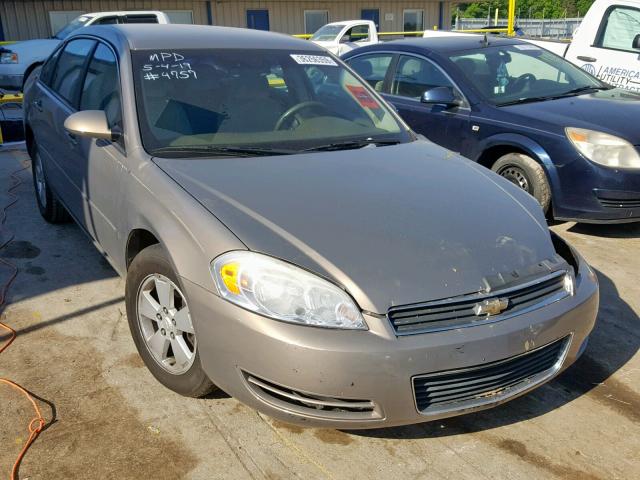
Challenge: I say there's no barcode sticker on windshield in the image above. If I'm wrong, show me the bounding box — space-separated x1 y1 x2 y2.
290 54 338 66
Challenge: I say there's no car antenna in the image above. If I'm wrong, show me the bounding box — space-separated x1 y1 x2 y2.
481 32 489 47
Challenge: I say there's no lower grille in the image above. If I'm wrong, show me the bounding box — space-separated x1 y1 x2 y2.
243 372 381 420
413 336 570 414
389 270 570 335
598 197 640 209
595 190 640 209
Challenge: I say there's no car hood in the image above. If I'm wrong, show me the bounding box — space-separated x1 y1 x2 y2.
8 39 60 58
155 141 558 314
500 88 640 144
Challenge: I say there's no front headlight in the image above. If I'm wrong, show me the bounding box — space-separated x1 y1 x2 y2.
566 127 640 169
211 251 367 330
0 51 18 64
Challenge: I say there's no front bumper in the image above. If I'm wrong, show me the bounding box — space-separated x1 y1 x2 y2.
552 154 640 223
185 255 598 429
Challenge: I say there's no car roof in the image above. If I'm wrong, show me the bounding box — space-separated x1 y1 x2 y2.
76 24 323 51
350 35 524 55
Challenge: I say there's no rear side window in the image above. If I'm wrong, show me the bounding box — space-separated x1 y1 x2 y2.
347 54 393 91
80 43 123 146
93 16 118 25
598 6 640 52
124 15 159 24
50 39 96 106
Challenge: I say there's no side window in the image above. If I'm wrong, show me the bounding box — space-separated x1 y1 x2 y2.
93 16 118 25
347 54 393 91
50 39 96 107
39 46 63 86
124 15 160 24
80 43 123 145
598 6 640 51
391 55 453 99
344 24 370 43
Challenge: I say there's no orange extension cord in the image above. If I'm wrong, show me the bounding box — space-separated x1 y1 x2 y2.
0 162 46 480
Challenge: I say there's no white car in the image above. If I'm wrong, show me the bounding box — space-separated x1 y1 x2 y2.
310 20 378 56
0 11 169 91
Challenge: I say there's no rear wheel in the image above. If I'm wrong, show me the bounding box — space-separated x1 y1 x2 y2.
31 146 70 223
125 244 215 397
492 153 551 215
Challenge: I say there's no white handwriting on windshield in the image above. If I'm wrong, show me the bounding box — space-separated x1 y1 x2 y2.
143 52 197 81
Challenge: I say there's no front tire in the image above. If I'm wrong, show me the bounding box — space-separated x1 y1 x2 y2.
125 244 215 397
492 153 551 214
31 146 70 223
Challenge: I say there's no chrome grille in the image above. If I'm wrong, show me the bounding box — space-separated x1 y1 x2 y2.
413 336 570 414
388 270 570 335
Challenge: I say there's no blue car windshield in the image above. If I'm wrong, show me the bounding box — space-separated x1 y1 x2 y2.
449 44 607 106
132 49 408 155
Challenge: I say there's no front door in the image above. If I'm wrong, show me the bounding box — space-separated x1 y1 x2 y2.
385 54 469 152
246 10 270 31
566 4 640 92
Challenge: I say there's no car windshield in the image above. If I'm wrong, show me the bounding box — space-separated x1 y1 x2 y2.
132 49 408 156
54 15 92 40
449 44 607 106
311 25 345 41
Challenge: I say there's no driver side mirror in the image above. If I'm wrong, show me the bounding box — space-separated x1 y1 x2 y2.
632 34 640 50
64 110 117 141
340 35 351 44
420 87 462 108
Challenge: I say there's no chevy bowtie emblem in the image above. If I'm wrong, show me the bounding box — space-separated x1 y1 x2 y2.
473 298 509 316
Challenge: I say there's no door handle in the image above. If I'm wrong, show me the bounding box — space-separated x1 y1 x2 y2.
65 131 78 146
33 99 43 112
577 56 597 62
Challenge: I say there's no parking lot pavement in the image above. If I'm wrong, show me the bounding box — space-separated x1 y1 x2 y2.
0 147 638 480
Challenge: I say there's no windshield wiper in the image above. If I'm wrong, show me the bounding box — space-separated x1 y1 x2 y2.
150 145 294 158
554 85 613 97
496 96 556 107
300 139 401 152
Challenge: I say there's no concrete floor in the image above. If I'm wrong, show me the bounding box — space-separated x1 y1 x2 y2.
0 147 638 479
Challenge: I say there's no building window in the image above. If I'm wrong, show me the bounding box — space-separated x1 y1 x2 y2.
164 10 194 24
49 11 84 36
305 10 329 34
247 10 270 31
403 9 424 32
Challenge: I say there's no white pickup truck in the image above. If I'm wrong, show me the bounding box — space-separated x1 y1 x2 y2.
522 0 640 92
0 11 170 91
310 20 378 55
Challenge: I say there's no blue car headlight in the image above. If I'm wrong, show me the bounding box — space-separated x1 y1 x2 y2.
566 127 640 169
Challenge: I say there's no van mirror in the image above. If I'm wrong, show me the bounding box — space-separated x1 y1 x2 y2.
632 34 640 50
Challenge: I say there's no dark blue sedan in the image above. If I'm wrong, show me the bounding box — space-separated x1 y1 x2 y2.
342 36 640 223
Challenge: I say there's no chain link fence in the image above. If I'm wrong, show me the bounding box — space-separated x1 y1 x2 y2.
454 17 582 39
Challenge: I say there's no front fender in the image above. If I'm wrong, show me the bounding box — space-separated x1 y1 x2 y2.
474 132 562 201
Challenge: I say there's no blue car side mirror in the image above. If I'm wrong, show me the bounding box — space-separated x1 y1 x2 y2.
421 87 461 108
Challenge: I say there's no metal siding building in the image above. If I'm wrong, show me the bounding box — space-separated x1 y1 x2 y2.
0 0 453 41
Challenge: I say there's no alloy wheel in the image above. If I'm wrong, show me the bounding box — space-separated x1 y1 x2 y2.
136 274 196 375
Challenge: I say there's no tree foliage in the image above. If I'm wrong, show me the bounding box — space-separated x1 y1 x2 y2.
456 0 595 19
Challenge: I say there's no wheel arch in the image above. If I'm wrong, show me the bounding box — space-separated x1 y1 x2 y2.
22 62 43 90
126 228 160 270
475 133 560 190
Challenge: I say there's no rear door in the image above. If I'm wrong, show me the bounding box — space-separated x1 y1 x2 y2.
566 4 640 91
34 38 96 223
385 54 470 151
